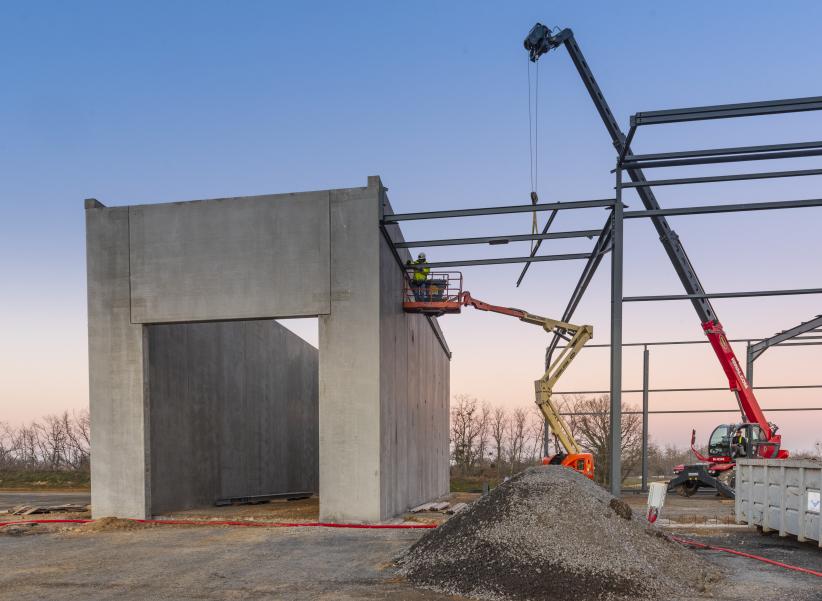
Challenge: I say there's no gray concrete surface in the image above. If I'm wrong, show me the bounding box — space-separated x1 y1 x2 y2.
0 525 819 601
129 192 331 323
147 320 318 513
86 203 149 519
85 176 450 522
379 205 450 519
0 491 90 511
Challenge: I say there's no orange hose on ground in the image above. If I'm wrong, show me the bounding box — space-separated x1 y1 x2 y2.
0 518 436 529
671 535 822 578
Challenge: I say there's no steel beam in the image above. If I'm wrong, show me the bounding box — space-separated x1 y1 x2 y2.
623 148 822 170
556 384 822 395
609 175 624 496
424 252 590 269
544 218 613 365
381 198 615 223
622 140 822 164
630 95 822 126
641 346 649 492
562 407 822 416
623 288 822 302
395 228 600 249
620 168 822 188
747 315 822 384
516 208 558 287
624 198 822 218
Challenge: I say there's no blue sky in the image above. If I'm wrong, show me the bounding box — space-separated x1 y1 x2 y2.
1 1 820 450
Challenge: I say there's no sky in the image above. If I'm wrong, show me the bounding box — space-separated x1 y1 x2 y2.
1 1 820 451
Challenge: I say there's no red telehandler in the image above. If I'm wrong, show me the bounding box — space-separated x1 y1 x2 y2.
522 23 789 497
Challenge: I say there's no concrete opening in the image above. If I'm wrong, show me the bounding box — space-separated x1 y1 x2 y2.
146 319 319 514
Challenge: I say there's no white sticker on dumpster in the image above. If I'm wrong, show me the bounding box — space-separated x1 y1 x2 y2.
808 491 821 513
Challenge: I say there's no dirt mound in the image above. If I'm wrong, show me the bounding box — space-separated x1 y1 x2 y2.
397 466 719 601
78 517 153 532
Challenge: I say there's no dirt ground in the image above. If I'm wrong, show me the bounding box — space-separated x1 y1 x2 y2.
622 489 738 524
1 490 820 601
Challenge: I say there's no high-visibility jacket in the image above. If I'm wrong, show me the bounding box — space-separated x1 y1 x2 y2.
407 258 430 283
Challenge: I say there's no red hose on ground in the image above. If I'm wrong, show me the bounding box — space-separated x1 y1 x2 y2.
0 518 436 530
671 535 822 578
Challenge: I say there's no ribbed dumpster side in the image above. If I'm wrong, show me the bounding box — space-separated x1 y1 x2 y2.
735 458 821 546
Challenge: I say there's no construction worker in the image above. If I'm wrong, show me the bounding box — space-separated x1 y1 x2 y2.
731 427 748 458
406 252 430 301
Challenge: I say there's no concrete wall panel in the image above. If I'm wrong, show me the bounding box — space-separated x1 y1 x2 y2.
86 205 150 519
147 320 318 513
318 184 382 522
379 213 450 518
129 192 331 323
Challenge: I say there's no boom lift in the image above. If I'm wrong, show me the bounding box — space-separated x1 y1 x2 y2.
403 274 595 479
522 23 789 495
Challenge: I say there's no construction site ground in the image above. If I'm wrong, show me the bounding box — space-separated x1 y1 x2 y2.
1 490 820 601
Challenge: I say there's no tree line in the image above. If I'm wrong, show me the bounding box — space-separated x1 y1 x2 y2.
0 411 90 472
450 394 697 486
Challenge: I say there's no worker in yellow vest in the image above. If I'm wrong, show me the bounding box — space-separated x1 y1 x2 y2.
406 252 430 301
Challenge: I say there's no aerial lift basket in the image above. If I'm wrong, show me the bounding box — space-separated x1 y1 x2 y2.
402 271 464 316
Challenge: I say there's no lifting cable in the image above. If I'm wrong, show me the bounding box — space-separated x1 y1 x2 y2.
527 56 540 252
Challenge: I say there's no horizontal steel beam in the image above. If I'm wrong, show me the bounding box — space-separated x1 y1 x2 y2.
565 337 822 349
555 384 822 395
623 197 822 218
623 147 822 170
381 198 615 223
424 252 591 268
623 288 822 302
395 229 601 248
619 167 822 188
562 407 822 416
622 140 822 163
631 95 822 126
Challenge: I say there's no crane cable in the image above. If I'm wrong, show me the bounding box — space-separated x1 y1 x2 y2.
527 57 540 252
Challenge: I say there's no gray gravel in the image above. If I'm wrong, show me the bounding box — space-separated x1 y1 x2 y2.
397 466 721 601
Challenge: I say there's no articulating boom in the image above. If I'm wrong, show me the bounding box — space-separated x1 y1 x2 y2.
461 292 593 464
523 23 786 458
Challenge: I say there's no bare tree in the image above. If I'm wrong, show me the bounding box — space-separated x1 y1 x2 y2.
450 395 484 474
526 406 545 463
490 406 508 469
506 408 529 475
0 410 90 472
474 402 492 470
559 394 642 486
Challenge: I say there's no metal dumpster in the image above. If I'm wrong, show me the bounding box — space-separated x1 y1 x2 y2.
735 458 821 546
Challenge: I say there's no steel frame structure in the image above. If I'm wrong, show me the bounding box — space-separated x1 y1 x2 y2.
552 335 822 490
603 96 822 491
382 96 822 496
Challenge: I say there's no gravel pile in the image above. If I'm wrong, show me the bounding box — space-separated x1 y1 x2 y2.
397 466 719 601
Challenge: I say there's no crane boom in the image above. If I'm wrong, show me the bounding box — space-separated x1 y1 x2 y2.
460 292 592 457
523 24 783 453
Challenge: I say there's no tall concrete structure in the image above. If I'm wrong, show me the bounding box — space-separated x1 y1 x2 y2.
85 176 450 522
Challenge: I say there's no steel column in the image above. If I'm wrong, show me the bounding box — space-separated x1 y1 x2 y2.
641 345 649 492
609 170 624 495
